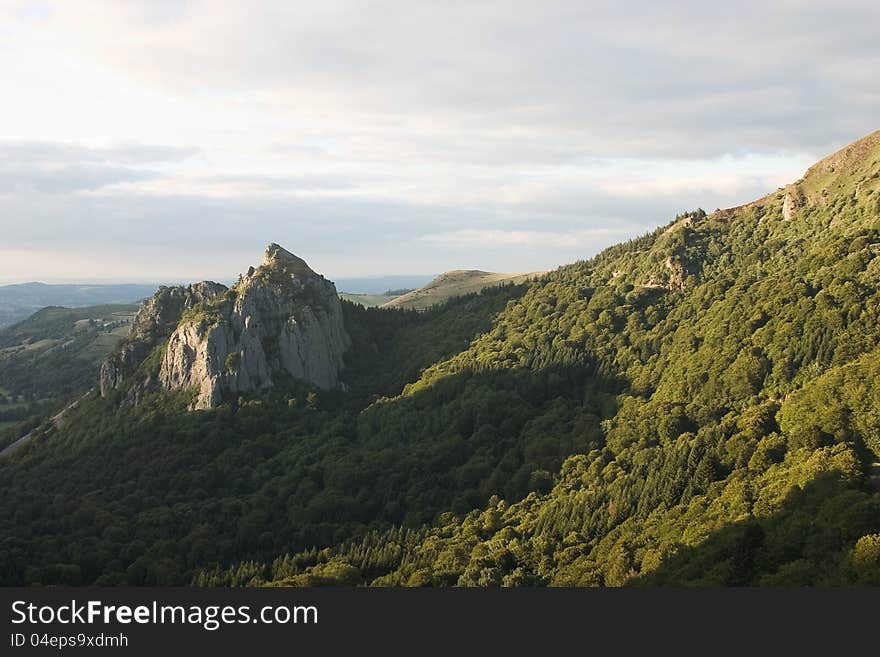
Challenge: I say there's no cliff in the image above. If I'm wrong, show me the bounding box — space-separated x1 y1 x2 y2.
100 244 351 409
99 281 227 401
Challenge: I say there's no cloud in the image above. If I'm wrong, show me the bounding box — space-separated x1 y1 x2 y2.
102 173 367 198
420 227 635 249
0 140 196 194
0 1 878 280
15 1 876 159
0 141 199 165
596 174 793 199
0 163 157 194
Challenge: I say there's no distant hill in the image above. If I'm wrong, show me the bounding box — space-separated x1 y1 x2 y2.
339 292 401 307
0 279 438 326
0 304 137 443
334 275 435 295
0 282 158 327
382 270 544 310
0 304 137 399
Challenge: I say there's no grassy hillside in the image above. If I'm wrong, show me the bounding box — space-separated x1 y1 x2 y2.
339 292 401 307
0 305 137 446
382 270 544 310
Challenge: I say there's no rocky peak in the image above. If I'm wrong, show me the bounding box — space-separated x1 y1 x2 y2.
101 244 352 410
262 243 314 272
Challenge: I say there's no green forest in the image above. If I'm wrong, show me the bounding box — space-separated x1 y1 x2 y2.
0 305 137 449
3 133 880 586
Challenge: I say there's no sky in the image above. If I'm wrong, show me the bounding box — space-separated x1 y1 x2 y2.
1 1 879 284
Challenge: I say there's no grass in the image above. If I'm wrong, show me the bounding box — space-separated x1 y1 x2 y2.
179 292 233 328
339 293 400 308
0 304 139 404
79 334 125 362
382 270 544 311
794 129 880 204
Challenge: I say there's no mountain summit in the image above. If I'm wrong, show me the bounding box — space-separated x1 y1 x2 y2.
261 243 317 277
769 128 880 218
100 244 351 409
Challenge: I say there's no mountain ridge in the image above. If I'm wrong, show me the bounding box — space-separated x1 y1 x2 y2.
3 129 880 587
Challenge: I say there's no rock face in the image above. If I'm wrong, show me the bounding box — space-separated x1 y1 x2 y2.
782 187 799 221
99 282 227 399
640 256 689 291
101 243 351 410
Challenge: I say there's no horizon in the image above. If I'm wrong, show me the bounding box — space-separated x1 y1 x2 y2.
2 2 879 282
0 273 440 287
0 273 443 299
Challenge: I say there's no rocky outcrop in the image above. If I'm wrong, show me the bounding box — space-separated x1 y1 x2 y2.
663 256 688 290
99 282 227 398
125 244 351 410
100 244 351 410
641 256 688 291
782 187 799 221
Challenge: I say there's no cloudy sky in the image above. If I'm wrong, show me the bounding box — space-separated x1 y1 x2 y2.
1 1 878 283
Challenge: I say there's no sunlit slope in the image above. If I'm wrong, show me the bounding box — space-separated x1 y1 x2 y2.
382 270 543 310
244 130 880 587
